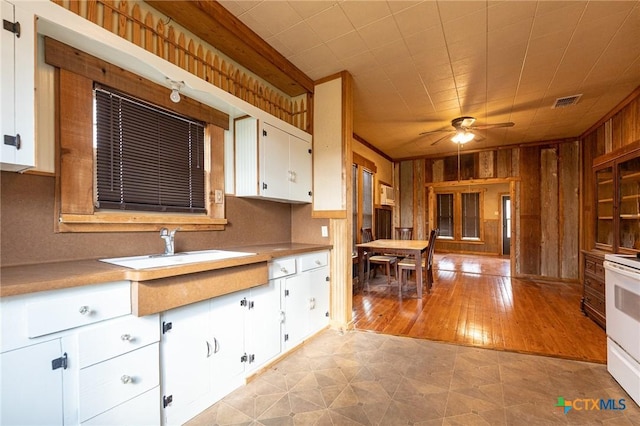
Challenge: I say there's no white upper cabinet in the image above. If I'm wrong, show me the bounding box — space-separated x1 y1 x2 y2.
235 117 312 204
1 0 35 172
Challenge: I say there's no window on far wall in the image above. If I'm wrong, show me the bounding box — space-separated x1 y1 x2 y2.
462 192 480 239
94 86 206 213
437 193 454 238
352 152 377 250
352 165 373 250
436 190 483 241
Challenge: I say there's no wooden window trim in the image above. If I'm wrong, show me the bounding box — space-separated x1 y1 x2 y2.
51 39 228 232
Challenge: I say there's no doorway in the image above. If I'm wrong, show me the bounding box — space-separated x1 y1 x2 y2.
501 195 511 255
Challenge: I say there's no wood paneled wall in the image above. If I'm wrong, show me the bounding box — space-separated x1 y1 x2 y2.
400 141 580 281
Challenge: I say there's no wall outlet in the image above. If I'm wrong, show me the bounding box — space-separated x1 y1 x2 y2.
321 225 328 237
214 189 223 204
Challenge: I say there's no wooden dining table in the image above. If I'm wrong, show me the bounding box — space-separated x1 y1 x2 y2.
356 239 431 298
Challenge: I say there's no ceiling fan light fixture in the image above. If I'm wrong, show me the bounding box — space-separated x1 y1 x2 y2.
451 131 474 144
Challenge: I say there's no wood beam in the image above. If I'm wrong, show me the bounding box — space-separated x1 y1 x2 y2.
146 0 314 97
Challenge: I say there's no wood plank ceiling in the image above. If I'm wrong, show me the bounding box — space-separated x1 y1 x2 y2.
148 1 640 160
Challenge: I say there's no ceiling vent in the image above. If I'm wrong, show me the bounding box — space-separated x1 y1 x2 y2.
552 94 582 109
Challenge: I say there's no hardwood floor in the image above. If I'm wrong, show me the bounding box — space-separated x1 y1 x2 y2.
352 253 607 364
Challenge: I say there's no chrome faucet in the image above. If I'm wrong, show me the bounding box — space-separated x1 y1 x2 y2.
159 227 179 255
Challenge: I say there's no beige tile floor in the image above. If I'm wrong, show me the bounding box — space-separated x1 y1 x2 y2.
187 329 640 425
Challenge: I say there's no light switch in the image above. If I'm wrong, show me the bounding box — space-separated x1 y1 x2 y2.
214 189 223 204
321 225 328 237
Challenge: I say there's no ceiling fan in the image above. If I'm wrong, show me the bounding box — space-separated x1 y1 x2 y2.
420 116 515 146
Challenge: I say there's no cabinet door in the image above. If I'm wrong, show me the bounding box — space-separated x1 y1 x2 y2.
1 339 64 425
1 0 35 171
282 274 311 350
260 122 290 200
288 134 312 202
209 292 245 400
161 302 212 426
617 156 640 251
308 266 330 333
245 281 282 373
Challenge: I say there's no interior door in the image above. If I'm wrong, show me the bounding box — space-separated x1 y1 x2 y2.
502 195 511 255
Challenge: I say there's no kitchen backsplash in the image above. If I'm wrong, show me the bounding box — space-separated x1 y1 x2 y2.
1 172 328 266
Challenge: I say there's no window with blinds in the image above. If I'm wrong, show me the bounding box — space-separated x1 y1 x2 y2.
94 85 206 213
437 193 454 237
462 192 480 239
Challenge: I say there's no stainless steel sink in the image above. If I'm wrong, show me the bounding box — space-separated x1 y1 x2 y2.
100 249 256 270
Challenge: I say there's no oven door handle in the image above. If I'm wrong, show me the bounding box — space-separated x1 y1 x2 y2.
604 260 640 279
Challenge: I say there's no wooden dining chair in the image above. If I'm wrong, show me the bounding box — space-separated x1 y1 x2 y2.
361 227 398 290
398 228 439 297
395 227 413 240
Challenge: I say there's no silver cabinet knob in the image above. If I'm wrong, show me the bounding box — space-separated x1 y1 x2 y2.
280 267 288 273
120 334 132 342
79 305 90 315
120 375 133 384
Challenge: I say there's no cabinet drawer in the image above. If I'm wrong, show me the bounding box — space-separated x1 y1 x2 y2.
300 251 328 272
77 314 160 369
79 343 159 422
583 288 605 316
584 275 605 295
585 257 605 279
269 257 297 279
82 386 160 426
26 281 131 338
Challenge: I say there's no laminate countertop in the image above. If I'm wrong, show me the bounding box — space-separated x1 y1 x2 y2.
0 243 332 298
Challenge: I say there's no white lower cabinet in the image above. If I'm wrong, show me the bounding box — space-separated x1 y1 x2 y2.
160 300 214 426
243 279 282 375
160 295 248 425
0 252 330 425
0 281 160 426
0 339 66 425
161 282 283 425
281 251 330 350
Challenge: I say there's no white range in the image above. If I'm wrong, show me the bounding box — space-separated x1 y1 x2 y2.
603 254 640 407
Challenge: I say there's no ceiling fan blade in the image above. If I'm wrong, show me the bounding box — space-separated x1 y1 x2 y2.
419 128 451 136
472 133 486 142
431 133 452 146
470 122 515 130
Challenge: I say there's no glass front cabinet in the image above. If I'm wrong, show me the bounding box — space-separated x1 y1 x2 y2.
594 145 640 254
618 156 640 251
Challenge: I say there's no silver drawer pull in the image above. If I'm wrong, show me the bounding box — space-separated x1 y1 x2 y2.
315 260 321 265
120 334 132 342
120 375 133 384
78 305 91 315
280 267 288 273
